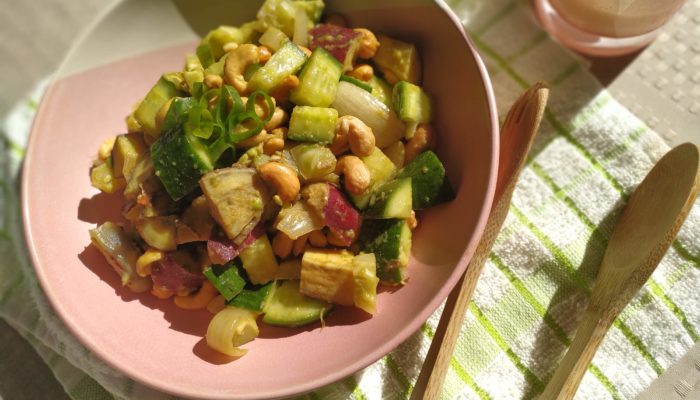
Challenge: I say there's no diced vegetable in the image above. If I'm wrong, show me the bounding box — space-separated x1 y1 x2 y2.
373 34 422 85
340 75 372 93
287 106 338 143
349 147 397 209
290 144 337 180
90 161 126 194
202 25 259 60
259 26 289 52
184 54 204 92
228 281 275 311
324 185 361 246
136 215 177 251
178 196 215 242
293 0 324 23
289 47 343 107
263 280 332 326
308 24 362 71
353 253 379 314
151 125 215 201
331 81 405 148
203 261 247 301
134 76 182 137
383 141 405 169
275 199 325 240
364 177 413 219
196 43 215 69
257 0 297 37
367 75 393 107
239 235 279 285
300 248 355 305
111 133 146 179
396 150 453 209
249 41 307 93
200 168 271 242
206 306 259 357
123 155 161 200
89 222 151 292
392 80 432 139
292 4 309 46
359 219 411 284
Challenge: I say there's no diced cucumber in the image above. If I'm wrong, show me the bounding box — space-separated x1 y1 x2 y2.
340 75 372 93
202 25 259 61
249 41 307 93
359 219 411 284
239 235 279 285
350 147 396 209
290 47 343 107
263 280 332 327
290 144 337 180
111 133 146 179
287 106 338 143
373 34 422 85
367 76 393 108
352 253 379 314
151 125 214 201
396 150 453 209
89 222 151 292
136 215 177 251
204 261 246 301
259 26 289 52
196 43 215 69
134 76 182 137
392 80 432 138
383 141 405 169
293 0 324 23
228 281 275 312
90 161 125 194
364 178 412 219
257 0 297 37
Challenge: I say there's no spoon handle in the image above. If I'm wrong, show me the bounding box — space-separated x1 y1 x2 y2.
540 308 613 400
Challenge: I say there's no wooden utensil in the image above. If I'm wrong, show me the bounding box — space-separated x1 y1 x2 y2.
540 142 700 400
411 82 550 399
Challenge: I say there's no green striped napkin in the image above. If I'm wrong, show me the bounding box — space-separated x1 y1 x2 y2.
2 0 699 399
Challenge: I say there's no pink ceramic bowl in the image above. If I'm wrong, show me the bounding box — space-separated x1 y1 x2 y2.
22 0 498 398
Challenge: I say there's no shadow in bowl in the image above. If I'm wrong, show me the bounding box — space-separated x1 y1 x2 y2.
192 338 244 365
78 192 126 224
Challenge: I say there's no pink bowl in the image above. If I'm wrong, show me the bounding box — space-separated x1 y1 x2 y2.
21 0 498 398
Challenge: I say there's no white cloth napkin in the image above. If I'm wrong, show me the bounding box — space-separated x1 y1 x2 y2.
1 0 699 399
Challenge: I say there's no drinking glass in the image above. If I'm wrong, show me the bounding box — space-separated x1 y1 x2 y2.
534 0 688 56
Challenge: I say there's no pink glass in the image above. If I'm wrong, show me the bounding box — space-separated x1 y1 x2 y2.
535 0 687 57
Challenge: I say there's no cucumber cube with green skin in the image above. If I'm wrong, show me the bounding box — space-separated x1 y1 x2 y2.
257 0 297 37
396 150 453 209
151 125 214 201
392 80 432 136
228 281 275 312
262 280 332 327
350 147 397 209
134 76 182 137
249 41 307 93
290 144 337 180
373 34 422 85
204 261 246 301
293 0 324 23
290 47 343 107
359 219 411 285
239 235 279 285
364 177 413 219
340 75 373 93
287 106 338 143
196 43 215 69
367 75 393 108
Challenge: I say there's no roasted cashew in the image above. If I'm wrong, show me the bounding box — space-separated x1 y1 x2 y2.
337 115 375 157
224 44 261 95
223 42 239 53
174 281 218 310
292 233 310 256
272 231 294 259
309 230 328 247
347 64 373 82
407 210 418 230
270 75 300 103
354 28 379 59
259 45 272 62
259 162 300 202
298 46 312 57
204 74 223 89
329 129 349 155
264 107 287 130
405 124 435 163
335 155 371 195
263 137 285 155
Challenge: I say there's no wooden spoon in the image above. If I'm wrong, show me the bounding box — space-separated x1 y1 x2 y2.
540 142 700 400
411 82 549 399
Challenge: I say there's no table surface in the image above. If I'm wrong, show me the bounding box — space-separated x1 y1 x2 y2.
0 1 698 399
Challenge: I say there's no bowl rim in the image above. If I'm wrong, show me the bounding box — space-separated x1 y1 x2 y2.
20 1 499 398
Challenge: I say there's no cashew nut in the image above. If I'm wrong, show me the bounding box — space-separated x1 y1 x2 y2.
347 64 373 82
272 231 294 259
335 155 371 195
407 210 418 230
259 45 272 63
174 281 218 310
337 115 375 157
298 46 312 57
354 28 379 59
223 42 239 53
204 74 223 89
224 44 261 95
270 75 300 103
207 295 227 314
263 137 285 155
259 162 300 202
151 284 172 299
405 124 435 163
293 233 310 256
309 230 328 247
264 107 287 131
329 129 349 155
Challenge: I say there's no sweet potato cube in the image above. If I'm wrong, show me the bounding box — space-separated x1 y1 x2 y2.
300 248 356 305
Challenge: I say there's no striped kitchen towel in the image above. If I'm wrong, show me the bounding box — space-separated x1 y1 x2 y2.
1 0 699 399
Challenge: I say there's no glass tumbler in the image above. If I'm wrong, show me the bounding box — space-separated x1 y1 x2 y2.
534 0 688 56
